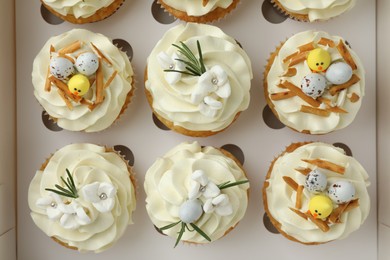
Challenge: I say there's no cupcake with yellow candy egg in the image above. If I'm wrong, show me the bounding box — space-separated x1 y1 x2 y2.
32 28 134 132
264 30 365 134
262 142 370 245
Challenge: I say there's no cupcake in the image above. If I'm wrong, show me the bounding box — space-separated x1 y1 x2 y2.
263 142 370 245
33 29 134 132
41 0 125 24
157 0 240 23
144 142 249 246
145 23 252 137
264 30 364 134
271 0 356 22
28 143 137 253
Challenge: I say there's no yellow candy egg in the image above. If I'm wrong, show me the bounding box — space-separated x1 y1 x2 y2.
68 74 90 96
307 48 331 72
308 195 333 219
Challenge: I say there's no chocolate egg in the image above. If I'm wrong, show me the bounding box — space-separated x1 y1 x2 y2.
75 52 99 76
301 73 327 98
305 169 327 193
179 199 203 224
49 57 74 80
327 181 356 204
325 62 353 85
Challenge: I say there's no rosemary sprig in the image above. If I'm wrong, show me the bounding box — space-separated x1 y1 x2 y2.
164 40 206 77
45 169 79 198
218 180 249 190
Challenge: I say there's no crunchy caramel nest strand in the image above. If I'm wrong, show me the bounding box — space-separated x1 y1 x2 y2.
44 67 51 92
306 212 330 232
337 40 357 70
302 159 345 174
271 91 296 101
57 53 75 63
282 176 298 191
48 76 81 102
91 42 112 66
50 45 55 54
328 202 350 223
295 185 304 209
202 0 209 6
104 71 118 89
300 105 331 117
295 168 311 176
95 58 104 104
282 81 321 108
58 41 81 55
349 93 360 103
344 199 360 212
289 51 309 67
329 74 360 96
57 89 73 110
283 51 298 63
317 38 336 48
289 207 308 220
80 98 93 106
298 42 315 53
282 68 297 77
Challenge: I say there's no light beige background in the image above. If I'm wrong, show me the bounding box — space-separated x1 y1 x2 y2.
12 1 378 260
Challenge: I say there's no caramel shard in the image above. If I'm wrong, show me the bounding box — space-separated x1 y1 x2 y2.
57 89 73 110
50 45 55 54
202 0 209 6
302 159 345 175
298 42 315 53
328 202 350 223
349 93 360 103
289 208 308 220
282 176 298 191
318 37 336 48
91 42 112 66
80 98 93 106
282 68 297 77
282 81 321 107
277 82 287 89
337 40 357 70
295 185 304 209
295 168 312 176
329 74 360 96
300 105 331 117
58 41 81 55
45 67 51 92
57 53 75 63
306 212 330 232
49 76 81 102
283 51 298 63
289 51 309 67
95 58 104 104
271 91 296 101
344 199 359 212
317 97 332 106
104 71 118 89
89 77 96 87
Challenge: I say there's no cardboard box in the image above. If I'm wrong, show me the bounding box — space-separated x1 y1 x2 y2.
0 0 384 259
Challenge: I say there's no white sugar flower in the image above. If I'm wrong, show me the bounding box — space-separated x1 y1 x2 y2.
81 182 117 213
59 201 91 230
36 193 64 221
199 94 223 118
157 51 185 84
203 194 233 216
188 170 220 200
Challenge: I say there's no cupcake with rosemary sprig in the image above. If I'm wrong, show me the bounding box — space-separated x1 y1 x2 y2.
144 142 249 246
157 0 240 23
145 23 252 137
28 143 136 253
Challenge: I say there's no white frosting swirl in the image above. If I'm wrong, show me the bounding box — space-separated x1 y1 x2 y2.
42 0 115 18
32 29 133 132
28 143 136 253
276 0 356 21
146 23 252 132
265 142 370 243
160 0 234 16
144 142 249 243
266 31 365 134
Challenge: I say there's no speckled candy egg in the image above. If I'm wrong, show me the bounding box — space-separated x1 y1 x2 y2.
327 181 356 204
301 73 327 98
179 199 203 224
305 169 327 193
49 57 74 80
75 52 99 76
325 62 353 85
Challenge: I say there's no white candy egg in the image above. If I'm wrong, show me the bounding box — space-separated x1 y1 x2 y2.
75 52 99 76
301 73 327 98
305 169 327 193
179 199 203 224
49 57 74 80
325 62 353 85
327 181 356 204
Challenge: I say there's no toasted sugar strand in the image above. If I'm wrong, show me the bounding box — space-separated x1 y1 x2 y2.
329 74 360 96
302 159 345 174
49 76 81 102
282 176 298 191
289 51 309 67
89 77 96 87
295 185 304 209
295 167 312 176
282 68 297 77
104 71 118 89
271 91 296 101
344 199 359 212
80 98 93 106
283 51 298 63
282 81 321 107
50 45 55 54
58 41 81 55
306 212 330 232
349 93 360 103
57 53 75 63
95 58 104 104
300 105 331 117
298 42 315 53
57 89 73 110
277 82 287 89
91 42 112 66
289 208 308 220
202 0 209 6
44 67 51 92
337 40 357 70
328 202 350 223
318 37 336 48
317 97 332 106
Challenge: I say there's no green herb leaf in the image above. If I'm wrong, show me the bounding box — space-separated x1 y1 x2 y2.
190 223 211 242
197 40 206 74
174 222 186 248
159 220 181 231
45 169 79 199
218 180 249 190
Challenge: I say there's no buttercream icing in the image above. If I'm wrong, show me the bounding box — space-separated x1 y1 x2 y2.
160 0 234 16
42 0 115 18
